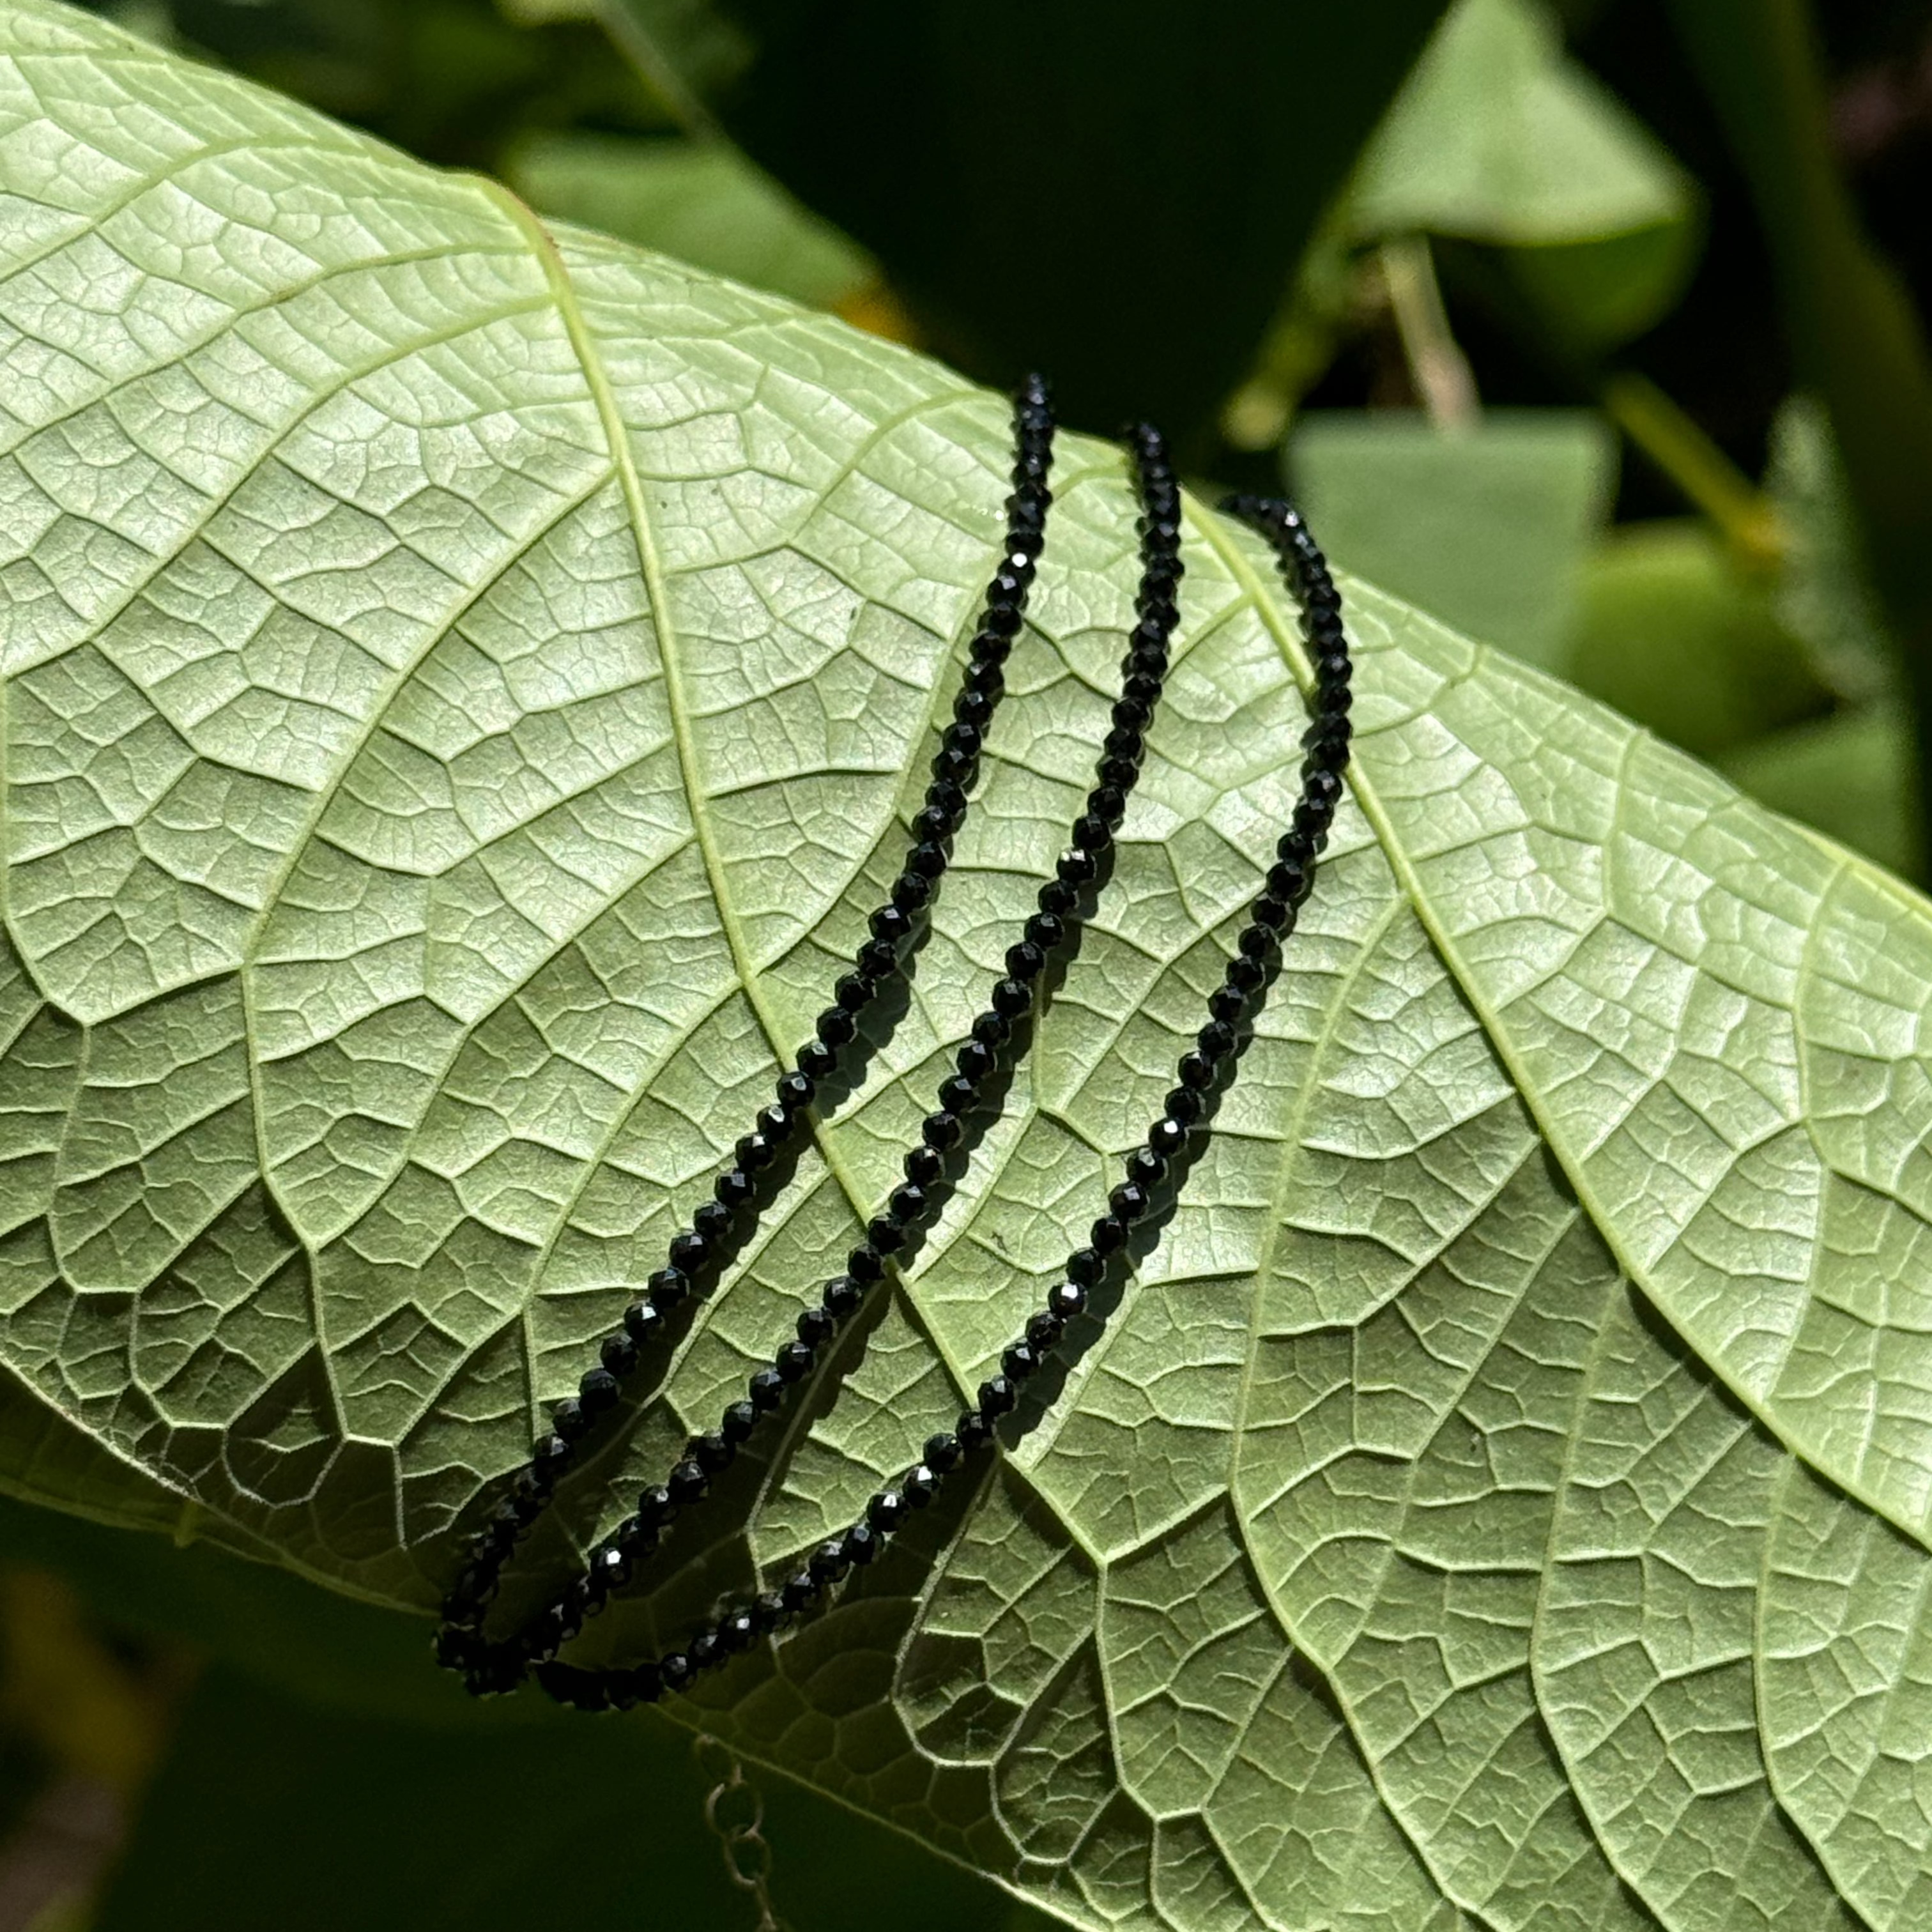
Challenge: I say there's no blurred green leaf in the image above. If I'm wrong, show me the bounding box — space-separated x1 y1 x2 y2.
1351 0 1698 349
600 0 1453 448
507 134 874 309
1563 519 1829 757
1289 408 1616 668
1719 703 1917 878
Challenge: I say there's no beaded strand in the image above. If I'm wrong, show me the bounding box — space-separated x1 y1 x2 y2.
434 378 1056 1684
452 422 1185 1696
524 485 1353 1714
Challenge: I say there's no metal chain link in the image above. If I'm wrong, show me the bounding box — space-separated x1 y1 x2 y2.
693 1733 792 1932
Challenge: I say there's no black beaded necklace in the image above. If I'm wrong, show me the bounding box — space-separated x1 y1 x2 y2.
433 388 1354 1713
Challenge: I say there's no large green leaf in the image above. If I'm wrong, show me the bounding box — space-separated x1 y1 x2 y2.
4 6 1932 1927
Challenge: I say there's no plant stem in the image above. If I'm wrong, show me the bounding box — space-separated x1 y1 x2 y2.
1380 235 1482 431
1665 0 1932 863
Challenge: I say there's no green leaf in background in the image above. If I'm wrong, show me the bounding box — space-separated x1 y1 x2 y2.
1288 407 1616 669
1350 0 1699 350
599 0 1453 449
505 132 875 311
1561 519 1830 758
9 8 1932 1928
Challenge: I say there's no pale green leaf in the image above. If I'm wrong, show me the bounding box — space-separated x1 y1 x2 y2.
4 6 1932 1928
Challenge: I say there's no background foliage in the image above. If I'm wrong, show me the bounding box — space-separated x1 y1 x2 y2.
5 0 1932 1927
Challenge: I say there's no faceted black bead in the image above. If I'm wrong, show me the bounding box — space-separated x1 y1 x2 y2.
776 1339 815 1382
868 904 913 949
590 1543 632 1595
1111 696 1152 732
714 1165 755 1213
891 870 932 915
1267 857 1310 905
834 971 875 1015
776 1071 816 1114
755 1100 794 1144
887 1181 928 1226
855 936 898 982
868 1213 907 1254
903 1463 939 1506
622 1300 663 1347
843 1521 880 1567
962 657 1005 698
924 1431 962 1473
668 1459 709 1505
1198 1019 1236 1063
1121 671 1162 705
816 1005 857 1049
636 1483 675 1526
721 1398 759 1445
823 1274 864 1316
1005 940 1046 981
848 1241 886 1282
1090 1213 1128 1255
718 1608 757 1653
903 1143 944 1188
954 1039 996 1085
868 1489 907 1531
797 1303 835 1348
939 1073 977 1116
532 1432 573 1478
660 1650 694 1693
693 1430 733 1475
923 1109 963 1150
779 1572 818 1614
1099 755 1140 792
1177 1050 1215 1090
578 1367 622 1414
977 1375 1018 1419
668 1231 709 1276
1038 877 1077 919
957 1409 995 1451
693 1199 733 1246
1027 1310 1065 1351
991 976 1032 1018
1126 1146 1165 1190
749 1368 786 1411
809 1538 852 1585
625 1660 666 1705
751 1591 788 1635
1109 1183 1149 1223
551 1397 590 1444
909 834 950 880
616 1517 660 1563
1147 1116 1187 1158
972 1009 1011 1049
926 776 968 825
1002 1340 1040 1381
1072 812 1112 854
982 602 1023 640
689 1630 721 1671
1068 1246 1105 1285
1238 923 1276 962
931 742 977 787
1087 785 1128 827
1225 955 1266 995
1252 894 1290 932
1057 844 1099 887
1050 1280 1088 1320
1209 983 1247 1025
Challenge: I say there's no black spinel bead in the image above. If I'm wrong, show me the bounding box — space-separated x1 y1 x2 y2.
532 1432 573 1478
797 1304 836 1348
868 904 914 949
924 1431 962 1473
834 972 875 1015
751 1591 788 1635
779 1572 818 1615
1038 877 1077 919
922 1110 963 1151
953 687 995 730
1050 1280 1088 1320
848 1242 885 1282
627 1661 666 1705
926 778 968 825
903 1464 939 1506
868 1213 907 1254
910 836 949 878
1148 1116 1186 1158
755 1101 794 1146
749 1368 786 1412
689 1630 721 1672
855 937 898 982
1225 955 1266 995
1209 983 1247 1024
1108 1183 1149 1224
1126 1146 1165 1189
1111 696 1151 732
1002 1341 1039 1381
888 1181 928 1226
1122 671 1162 705
932 742 977 787
693 1430 733 1475
823 1274 864 1317
939 1073 977 1116
776 1340 815 1383
971 1009 1011 1049
721 1398 759 1445
1057 845 1099 887
591 1543 632 1595
1267 858 1310 905
693 1200 733 1246
616 1517 660 1563
868 1489 907 1531
1027 1310 1064 1351
1024 912 1064 954
1238 924 1276 963
636 1483 675 1526
903 1143 944 1187
1068 1246 1105 1285
1174 1064 1217 1109
891 871 931 916
1100 755 1140 792
668 1231 709 1276
1004 940 1045 981
776 1071 816 1114
809 1538 852 1586
977 1376 1018 1419
982 602 1023 640
1072 812 1112 854
956 1410 995 1451
955 1039 996 1084
714 1165 755 1212
719 1609 757 1653
551 1398 590 1444
1177 1050 1215 1090
622 1300 663 1347
816 1005 857 1048
1087 785 1128 827
1198 1020 1236 1063
668 1459 709 1505
843 1522 880 1567
1104 724 1144 761
1251 895 1289 932
661 1651 694 1692
962 657 1005 698
578 1367 621 1415
991 976 1032 1018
